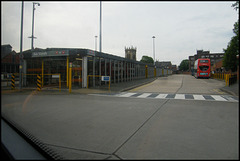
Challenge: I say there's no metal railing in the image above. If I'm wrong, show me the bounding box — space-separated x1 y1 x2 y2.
211 73 237 86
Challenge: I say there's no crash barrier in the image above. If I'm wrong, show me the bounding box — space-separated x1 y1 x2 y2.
11 73 61 91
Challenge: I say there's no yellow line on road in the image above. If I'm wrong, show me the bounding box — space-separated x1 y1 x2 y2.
212 89 226 95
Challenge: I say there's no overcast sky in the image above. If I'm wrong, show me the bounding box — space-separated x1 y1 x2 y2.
1 1 238 66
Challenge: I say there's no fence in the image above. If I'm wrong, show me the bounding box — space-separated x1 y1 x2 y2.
211 73 237 86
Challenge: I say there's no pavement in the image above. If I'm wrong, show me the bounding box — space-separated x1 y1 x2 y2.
1 77 157 95
220 81 239 96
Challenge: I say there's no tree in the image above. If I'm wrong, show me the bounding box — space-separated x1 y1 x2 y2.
179 59 189 71
223 1 239 72
140 55 154 64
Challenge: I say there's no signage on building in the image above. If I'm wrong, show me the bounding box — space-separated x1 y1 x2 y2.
32 50 69 57
32 52 48 57
101 76 110 81
87 50 95 56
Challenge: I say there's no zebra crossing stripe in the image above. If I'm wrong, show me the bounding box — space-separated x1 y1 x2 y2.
119 92 137 97
137 93 152 98
210 95 227 101
193 95 205 100
155 94 168 99
92 93 238 102
175 94 185 99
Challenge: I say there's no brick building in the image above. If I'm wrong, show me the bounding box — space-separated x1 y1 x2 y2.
1 44 20 79
189 50 224 75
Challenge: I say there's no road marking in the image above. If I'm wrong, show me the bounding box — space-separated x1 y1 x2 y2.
175 94 185 99
119 92 137 97
155 94 168 99
91 93 238 102
210 95 228 101
137 93 152 98
193 95 205 100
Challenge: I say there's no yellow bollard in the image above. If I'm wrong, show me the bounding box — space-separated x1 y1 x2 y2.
69 67 72 93
109 77 111 91
11 74 15 90
59 74 61 92
67 56 69 87
37 74 41 91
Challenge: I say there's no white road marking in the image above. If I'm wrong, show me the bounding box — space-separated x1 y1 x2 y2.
155 94 168 99
174 94 185 99
210 95 228 101
118 92 137 97
137 93 152 98
193 95 206 100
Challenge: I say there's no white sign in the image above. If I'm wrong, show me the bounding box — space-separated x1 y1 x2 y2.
52 75 60 78
101 76 110 81
32 52 47 57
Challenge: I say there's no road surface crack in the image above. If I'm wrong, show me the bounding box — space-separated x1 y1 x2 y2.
112 99 170 156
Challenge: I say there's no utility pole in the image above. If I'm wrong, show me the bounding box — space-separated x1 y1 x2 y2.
19 1 24 90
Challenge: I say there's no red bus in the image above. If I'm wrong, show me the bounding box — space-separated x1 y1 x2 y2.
194 58 211 79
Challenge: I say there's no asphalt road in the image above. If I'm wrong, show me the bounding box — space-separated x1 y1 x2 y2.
1 75 239 159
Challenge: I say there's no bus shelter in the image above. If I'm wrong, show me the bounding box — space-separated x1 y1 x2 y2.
21 48 169 89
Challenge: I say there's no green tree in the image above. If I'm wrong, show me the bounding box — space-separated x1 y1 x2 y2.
140 55 154 64
179 59 189 71
223 1 239 72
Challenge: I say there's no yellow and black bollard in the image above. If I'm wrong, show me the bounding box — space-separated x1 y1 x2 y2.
145 65 148 78
37 74 41 91
11 74 15 90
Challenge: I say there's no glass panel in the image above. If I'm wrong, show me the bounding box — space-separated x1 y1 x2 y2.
199 66 209 71
200 60 209 63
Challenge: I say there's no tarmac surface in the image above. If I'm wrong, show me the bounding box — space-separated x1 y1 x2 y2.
1 74 239 159
1 75 238 97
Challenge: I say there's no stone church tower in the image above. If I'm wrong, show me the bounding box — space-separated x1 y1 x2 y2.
125 46 136 61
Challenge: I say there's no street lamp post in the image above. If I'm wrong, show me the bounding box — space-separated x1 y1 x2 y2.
99 1 102 53
28 2 40 50
152 36 155 65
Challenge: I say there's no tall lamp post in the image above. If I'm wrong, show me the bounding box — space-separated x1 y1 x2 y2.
99 1 102 53
152 36 155 65
28 2 40 50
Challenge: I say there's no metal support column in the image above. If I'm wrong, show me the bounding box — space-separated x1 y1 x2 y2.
118 61 119 83
105 59 107 85
93 56 95 87
121 61 123 82
114 61 116 84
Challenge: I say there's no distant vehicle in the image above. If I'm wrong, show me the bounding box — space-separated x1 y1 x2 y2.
194 58 211 79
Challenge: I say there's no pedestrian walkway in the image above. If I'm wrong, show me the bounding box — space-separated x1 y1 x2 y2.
90 92 239 102
220 81 239 96
1 77 157 95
